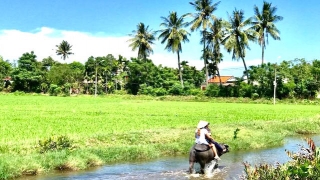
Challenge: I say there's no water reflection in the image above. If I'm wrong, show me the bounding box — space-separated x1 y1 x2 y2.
22 135 320 180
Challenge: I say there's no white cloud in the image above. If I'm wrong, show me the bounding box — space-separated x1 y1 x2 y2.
0 27 261 77
0 27 137 63
219 59 261 69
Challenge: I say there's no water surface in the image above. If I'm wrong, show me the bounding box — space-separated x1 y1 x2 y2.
22 135 320 180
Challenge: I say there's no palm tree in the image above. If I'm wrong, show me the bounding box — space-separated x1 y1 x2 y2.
252 1 283 64
128 22 156 60
204 18 224 85
222 9 257 81
56 40 74 61
157 11 190 87
188 0 221 86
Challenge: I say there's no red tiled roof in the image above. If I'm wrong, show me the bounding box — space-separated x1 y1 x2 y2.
208 76 233 83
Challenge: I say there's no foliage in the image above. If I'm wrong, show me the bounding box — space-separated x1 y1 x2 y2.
204 17 224 80
252 1 283 64
12 90 26 96
239 82 253 98
157 11 190 87
241 138 320 180
168 83 184 95
222 9 257 79
138 84 169 96
251 92 259 100
11 51 44 92
38 135 74 153
233 128 240 140
128 23 155 60
205 83 220 97
0 56 12 82
56 40 74 61
188 0 221 85
48 84 61 96
47 63 74 86
3 49 319 100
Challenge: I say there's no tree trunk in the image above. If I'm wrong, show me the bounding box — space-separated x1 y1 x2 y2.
105 74 108 94
203 31 208 87
177 52 184 87
217 67 222 86
261 44 265 65
241 56 249 84
261 32 265 65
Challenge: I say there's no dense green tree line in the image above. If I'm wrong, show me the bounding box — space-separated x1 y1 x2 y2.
1 52 320 99
1 1 319 99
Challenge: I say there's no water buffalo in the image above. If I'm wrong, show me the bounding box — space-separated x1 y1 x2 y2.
189 143 229 174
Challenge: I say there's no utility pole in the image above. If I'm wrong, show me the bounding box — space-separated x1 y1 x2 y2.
273 65 277 105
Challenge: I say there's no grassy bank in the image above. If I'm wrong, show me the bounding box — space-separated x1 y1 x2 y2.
0 94 320 179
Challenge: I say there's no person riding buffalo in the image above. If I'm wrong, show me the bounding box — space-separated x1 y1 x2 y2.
206 128 226 154
195 120 221 160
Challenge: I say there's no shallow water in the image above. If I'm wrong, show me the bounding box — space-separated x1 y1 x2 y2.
21 135 320 180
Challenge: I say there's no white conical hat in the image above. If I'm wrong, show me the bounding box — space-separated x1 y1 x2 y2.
197 120 209 129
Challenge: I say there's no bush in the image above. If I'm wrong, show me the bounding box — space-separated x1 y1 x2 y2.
138 84 154 96
205 84 220 97
241 138 320 179
38 135 74 153
13 90 26 96
114 90 128 95
188 88 204 96
251 93 259 100
238 82 253 98
49 84 61 96
154 87 168 96
62 83 71 96
168 83 183 95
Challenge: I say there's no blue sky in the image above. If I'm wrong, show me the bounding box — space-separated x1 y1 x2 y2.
0 0 319 77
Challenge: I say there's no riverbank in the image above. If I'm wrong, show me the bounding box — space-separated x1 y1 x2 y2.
0 94 319 179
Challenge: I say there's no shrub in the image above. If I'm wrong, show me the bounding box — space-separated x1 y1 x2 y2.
205 84 220 97
154 87 168 96
168 83 183 95
251 93 259 100
49 84 61 96
38 135 74 153
114 90 128 95
241 138 320 179
13 90 26 96
62 83 71 96
239 82 253 98
138 84 154 96
189 88 204 96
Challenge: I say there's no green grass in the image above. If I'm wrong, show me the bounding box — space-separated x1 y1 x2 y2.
0 94 320 179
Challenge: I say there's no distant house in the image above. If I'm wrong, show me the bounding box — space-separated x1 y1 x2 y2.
201 76 237 90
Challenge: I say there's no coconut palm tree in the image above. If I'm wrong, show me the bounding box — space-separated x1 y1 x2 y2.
252 1 283 64
128 22 156 60
204 18 224 85
222 9 257 81
56 40 74 61
188 0 220 86
157 11 190 87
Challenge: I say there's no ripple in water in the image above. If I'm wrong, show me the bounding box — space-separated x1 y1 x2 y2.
22 135 320 180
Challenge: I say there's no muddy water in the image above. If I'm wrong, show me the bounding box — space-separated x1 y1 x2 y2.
22 135 320 180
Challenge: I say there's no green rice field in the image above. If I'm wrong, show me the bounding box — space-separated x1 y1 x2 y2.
0 94 320 179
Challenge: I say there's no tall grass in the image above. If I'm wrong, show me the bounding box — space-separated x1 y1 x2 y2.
0 94 320 179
